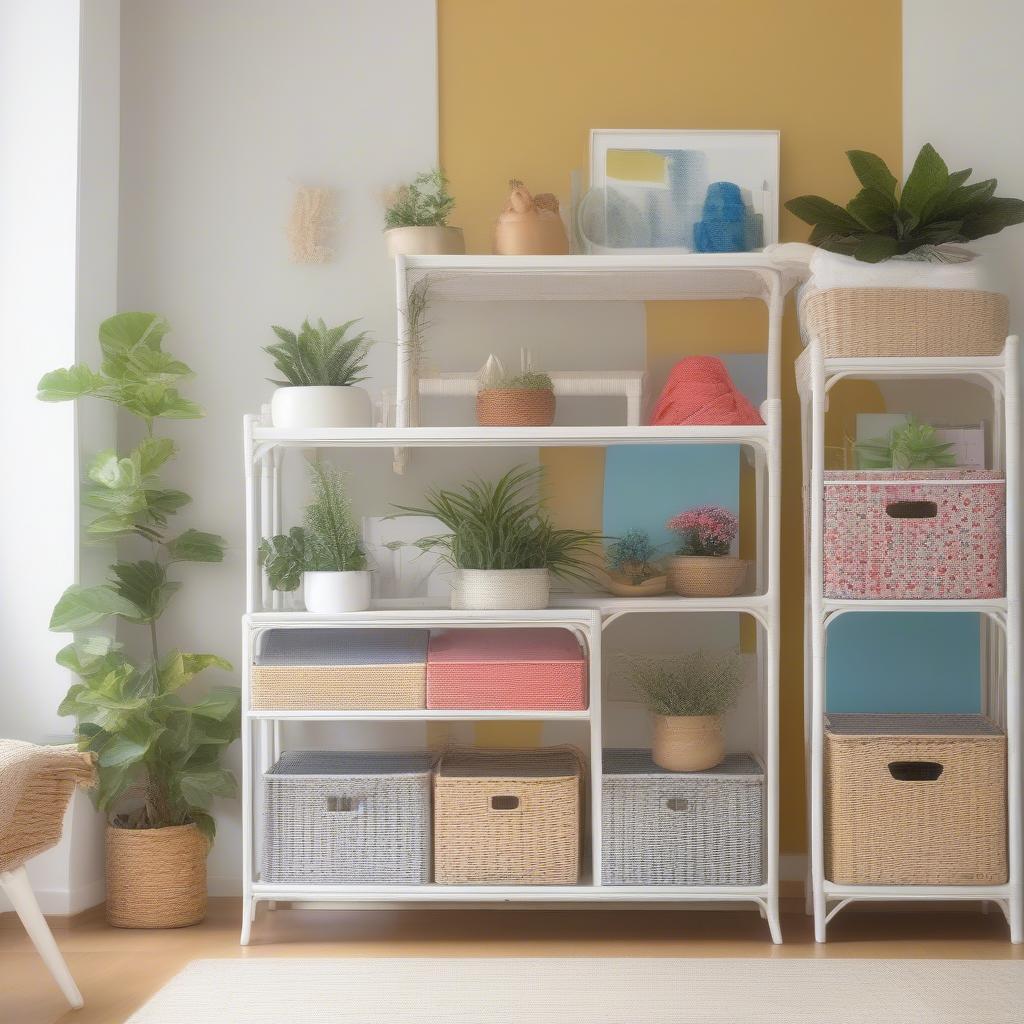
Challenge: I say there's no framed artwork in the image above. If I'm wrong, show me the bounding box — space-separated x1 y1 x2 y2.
586 129 780 254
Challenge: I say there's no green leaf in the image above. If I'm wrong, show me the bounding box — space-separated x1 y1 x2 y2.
258 528 305 591
178 767 237 808
846 188 897 231
784 195 863 234
137 437 177 476
36 365 108 402
49 585 142 631
98 312 170 378
119 382 203 421
144 488 192 520
189 686 240 722
109 561 181 623
92 763 135 814
853 235 902 263
159 653 232 693
86 449 140 491
56 635 124 678
190 811 216 843
98 717 162 768
960 196 1024 240
899 143 949 220
846 150 898 198
165 529 226 563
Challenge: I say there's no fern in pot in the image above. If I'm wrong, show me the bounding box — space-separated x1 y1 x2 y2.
476 354 556 427
265 317 374 428
666 505 747 597
383 168 464 257
629 650 744 772
598 529 667 597
259 463 371 612
393 465 598 609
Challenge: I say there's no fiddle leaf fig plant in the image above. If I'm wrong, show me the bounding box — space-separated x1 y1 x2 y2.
786 144 1024 263
39 312 239 842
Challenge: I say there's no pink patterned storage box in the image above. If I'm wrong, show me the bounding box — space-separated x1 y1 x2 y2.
426 629 587 710
823 470 1005 600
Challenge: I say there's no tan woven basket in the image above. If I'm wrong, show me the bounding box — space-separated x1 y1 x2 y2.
251 664 426 710
666 556 748 597
106 823 208 928
824 714 1007 886
434 746 582 884
476 388 555 427
801 288 1008 358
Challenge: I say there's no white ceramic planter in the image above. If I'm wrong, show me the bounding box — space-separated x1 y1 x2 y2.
303 570 372 613
270 386 372 429
807 246 990 292
450 568 550 610
384 225 465 257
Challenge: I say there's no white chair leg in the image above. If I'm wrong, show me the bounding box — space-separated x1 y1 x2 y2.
0 866 83 1009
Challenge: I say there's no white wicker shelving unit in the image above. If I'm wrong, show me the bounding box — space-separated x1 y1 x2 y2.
796 336 1023 942
240 254 801 945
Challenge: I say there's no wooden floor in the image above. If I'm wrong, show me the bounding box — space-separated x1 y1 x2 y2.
2 898 1022 1024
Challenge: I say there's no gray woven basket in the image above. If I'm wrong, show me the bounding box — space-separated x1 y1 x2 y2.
602 749 764 886
262 751 434 884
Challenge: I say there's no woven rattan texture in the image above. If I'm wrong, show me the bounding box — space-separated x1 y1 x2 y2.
476 389 556 427
666 556 748 598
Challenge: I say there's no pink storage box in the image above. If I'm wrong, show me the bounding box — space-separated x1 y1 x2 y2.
426 629 587 710
823 469 1005 600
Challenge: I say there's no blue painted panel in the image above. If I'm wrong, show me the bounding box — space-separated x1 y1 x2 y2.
825 613 981 714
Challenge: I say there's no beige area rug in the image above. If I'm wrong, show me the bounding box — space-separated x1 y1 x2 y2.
126 957 1024 1023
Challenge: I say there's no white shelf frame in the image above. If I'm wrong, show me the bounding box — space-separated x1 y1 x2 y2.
797 336 1022 943
240 254 795 945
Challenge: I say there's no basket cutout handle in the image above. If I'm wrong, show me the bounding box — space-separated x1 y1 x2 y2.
661 796 690 812
888 760 944 782
490 795 520 811
885 500 938 520
326 795 363 813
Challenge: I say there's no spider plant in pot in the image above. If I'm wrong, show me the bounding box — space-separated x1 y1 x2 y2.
666 505 746 598
476 354 556 427
383 168 464 257
629 650 744 772
598 529 667 597
259 463 372 612
265 317 374 428
855 416 957 470
393 465 599 610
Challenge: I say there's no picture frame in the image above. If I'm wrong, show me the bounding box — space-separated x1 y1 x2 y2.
585 129 780 254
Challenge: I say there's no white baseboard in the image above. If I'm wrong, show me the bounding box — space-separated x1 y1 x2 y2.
0 877 106 917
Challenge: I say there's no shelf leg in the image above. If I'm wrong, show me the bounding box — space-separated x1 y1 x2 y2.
239 896 253 946
1009 890 1023 943
766 895 782 945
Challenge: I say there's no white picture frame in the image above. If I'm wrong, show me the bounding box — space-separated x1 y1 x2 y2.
587 129 780 254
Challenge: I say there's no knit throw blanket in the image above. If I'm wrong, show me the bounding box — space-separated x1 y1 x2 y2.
0 740 96 873
649 356 763 426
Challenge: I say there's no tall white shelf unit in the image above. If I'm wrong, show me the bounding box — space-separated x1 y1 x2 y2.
240 254 800 945
797 336 1023 943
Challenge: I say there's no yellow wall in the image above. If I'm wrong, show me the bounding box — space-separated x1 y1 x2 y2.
438 0 902 851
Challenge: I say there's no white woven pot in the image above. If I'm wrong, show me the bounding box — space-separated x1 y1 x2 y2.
303 571 372 613
270 386 372 429
384 225 465 257
451 568 550 610
807 246 991 292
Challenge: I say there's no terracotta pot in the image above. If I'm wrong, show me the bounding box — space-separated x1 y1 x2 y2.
667 555 747 597
105 823 208 929
476 388 555 427
384 225 465 257
652 714 725 772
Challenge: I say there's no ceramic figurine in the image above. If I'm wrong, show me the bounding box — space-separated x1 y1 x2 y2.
494 179 570 255
693 181 764 253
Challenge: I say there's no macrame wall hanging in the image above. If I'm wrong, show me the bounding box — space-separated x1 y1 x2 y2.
287 185 335 263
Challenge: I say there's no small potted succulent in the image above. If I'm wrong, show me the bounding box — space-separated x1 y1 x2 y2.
394 465 598 610
476 354 556 427
598 529 667 597
383 168 465 257
265 317 374 428
855 416 957 470
666 504 747 598
629 650 744 771
259 463 371 612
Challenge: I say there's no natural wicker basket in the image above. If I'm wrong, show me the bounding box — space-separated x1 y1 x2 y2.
666 556 748 597
434 747 582 885
476 388 555 427
824 714 1007 886
450 568 551 610
105 823 208 928
801 287 1008 358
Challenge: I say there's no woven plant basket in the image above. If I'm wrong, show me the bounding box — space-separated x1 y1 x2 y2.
451 568 550 609
106 823 208 928
476 388 555 427
801 288 1008 358
666 556 747 598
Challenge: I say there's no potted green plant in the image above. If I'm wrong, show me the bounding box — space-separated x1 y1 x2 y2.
598 529 667 597
259 462 371 612
666 505 747 598
37 312 239 929
476 354 556 427
394 465 599 609
265 317 374 428
629 650 744 771
855 416 957 470
383 168 465 257
786 143 1024 287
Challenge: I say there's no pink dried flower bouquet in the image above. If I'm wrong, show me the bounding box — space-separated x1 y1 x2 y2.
667 505 739 557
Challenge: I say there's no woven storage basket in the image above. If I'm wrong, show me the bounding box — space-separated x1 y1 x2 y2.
451 568 550 610
666 556 748 598
801 288 1008 357
262 751 433 884
106 823 208 928
434 747 582 884
251 629 429 710
426 628 587 710
602 749 763 886
823 470 1005 599
476 388 555 427
825 714 1007 886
